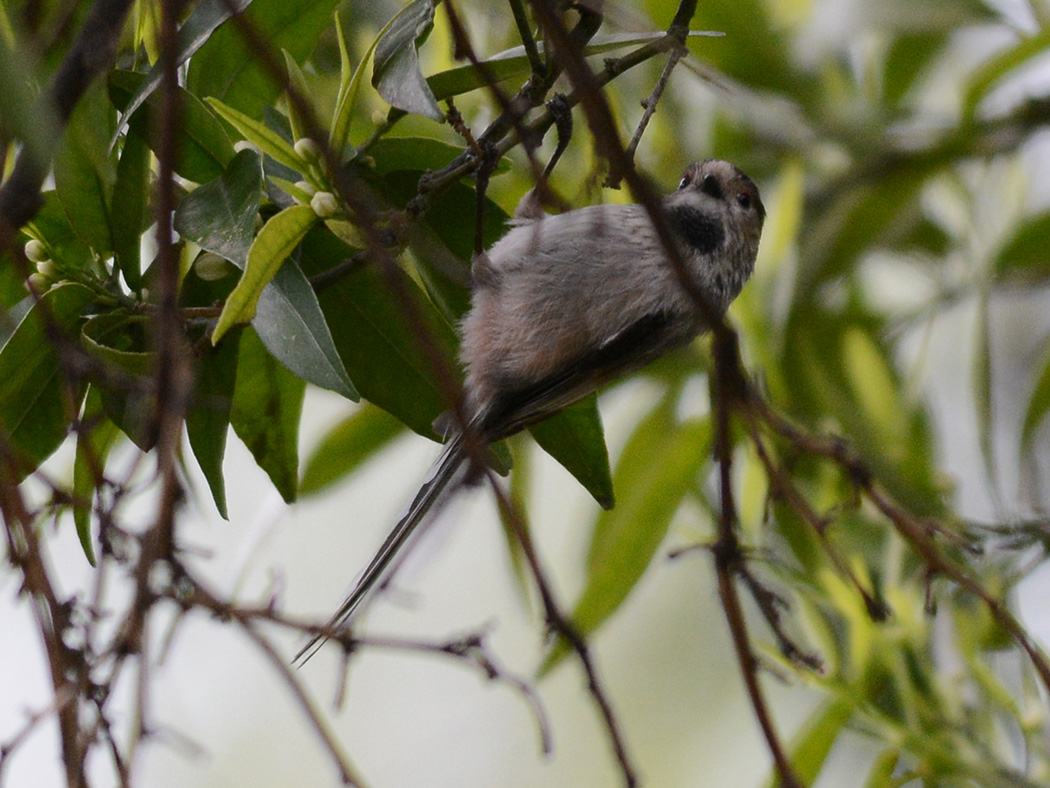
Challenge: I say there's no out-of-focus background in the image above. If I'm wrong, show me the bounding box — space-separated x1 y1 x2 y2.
4 0 1050 785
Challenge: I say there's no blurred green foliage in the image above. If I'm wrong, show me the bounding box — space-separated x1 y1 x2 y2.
3 0 1050 785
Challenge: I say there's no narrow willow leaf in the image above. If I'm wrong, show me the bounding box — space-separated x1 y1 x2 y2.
174 148 262 267
212 204 319 343
528 395 613 509
231 327 304 502
427 31 721 101
540 409 710 675
372 0 443 121
112 0 254 146
0 283 95 477
299 404 405 496
253 259 357 399
963 29 1050 120
206 97 304 174
862 749 900 788
1022 339 1050 447
994 211 1050 281
758 700 853 788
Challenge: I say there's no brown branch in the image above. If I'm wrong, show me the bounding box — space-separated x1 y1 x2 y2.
0 0 135 232
484 466 638 788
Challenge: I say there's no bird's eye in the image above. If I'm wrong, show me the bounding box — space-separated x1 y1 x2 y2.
678 171 693 190
737 192 752 209
700 173 724 199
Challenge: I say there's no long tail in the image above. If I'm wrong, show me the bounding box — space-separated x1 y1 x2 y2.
294 435 469 664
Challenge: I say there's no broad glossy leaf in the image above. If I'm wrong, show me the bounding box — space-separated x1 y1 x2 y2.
111 130 150 290
73 386 122 565
540 408 710 674
299 226 458 438
54 84 115 254
109 69 236 184
367 137 509 176
0 283 94 477
212 204 319 342
173 148 262 267
299 404 405 496
231 327 304 502
206 97 303 174
81 312 157 450
187 0 340 120
23 192 94 271
112 0 254 144
253 259 357 399
372 0 443 122
187 330 240 518
528 395 613 509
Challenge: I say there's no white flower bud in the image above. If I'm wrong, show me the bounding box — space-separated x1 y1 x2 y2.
36 259 60 279
294 180 317 197
24 239 49 263
27 273 50 292
310 191 339 219
234 140 260 154
294 138 322 163
194 252 231 282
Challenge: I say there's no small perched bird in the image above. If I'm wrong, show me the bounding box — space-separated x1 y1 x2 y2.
297 159 765 662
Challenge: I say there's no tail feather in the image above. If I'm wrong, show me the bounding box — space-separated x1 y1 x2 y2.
294 436 468 664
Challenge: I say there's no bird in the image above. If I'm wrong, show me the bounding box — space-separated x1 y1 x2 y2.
296 159 765 662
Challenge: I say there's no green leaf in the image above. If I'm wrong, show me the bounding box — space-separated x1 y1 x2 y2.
173 148 262 267
372 0 443 122
111 130 150 290
367 136 509 176
112 0 254 145
963 28 1050 121
540 408 710 675
206 97 304 174
54 83 115 254
762 700 853 788
187 329 240 518
187 0 340 120
109 69 236 184
0 283 95 478
330 10 396 158
212 204 319 342
282 49 313 147
80 312 157 450
994 211 1050 282
862 750 900 788
300 226 459 438
299 404 405 496
1022 338 1050 447
426 31 721 101
253 259 357 399
231 327 304 502
528 395 613 509
73 386 122 565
